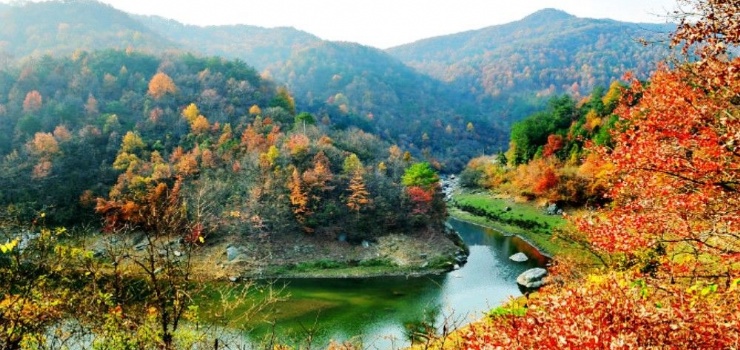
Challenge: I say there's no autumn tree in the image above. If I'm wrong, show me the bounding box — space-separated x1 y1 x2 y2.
269 87 296 116
147 72 177 100
346 168 370 213
22 90 42 114
288 166 311 230
249 104 262 116
85 93 99 117
449 2 740 348
181 103 200 124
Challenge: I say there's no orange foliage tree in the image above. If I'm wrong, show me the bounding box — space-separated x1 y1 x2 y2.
346 169 371 213
147 72 177 100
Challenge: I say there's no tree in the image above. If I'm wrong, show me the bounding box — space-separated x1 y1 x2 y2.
346 169 370 213
402 162 439 189
269 87 296 115
542 134 564 158
147 72 177 100
190 115 210 135
342 153 362 174
22 90 42 114
288 167 310 229
181 103 200 124
249 104 262 116
120 131 145 154
85 93 99 117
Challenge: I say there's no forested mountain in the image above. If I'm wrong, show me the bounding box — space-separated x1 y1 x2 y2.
387 9 674 121
0 50 277 222
134 15 322 71
0 1 674 171
262 41 502 171
0 0 179 59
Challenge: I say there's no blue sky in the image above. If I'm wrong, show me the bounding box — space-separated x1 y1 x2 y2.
2 0 679 48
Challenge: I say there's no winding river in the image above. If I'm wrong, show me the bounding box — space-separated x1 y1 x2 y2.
221 218 549 349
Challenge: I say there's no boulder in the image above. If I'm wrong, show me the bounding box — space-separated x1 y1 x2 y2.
226 246 241 261
509 252 529 262
516 267 547 289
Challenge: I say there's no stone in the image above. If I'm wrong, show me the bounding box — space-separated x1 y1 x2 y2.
509 252 529 262
134 240 149 251
516 267 548 289
226 246 240 261
173 250 182 257
362 240 370 248
228 276 239 282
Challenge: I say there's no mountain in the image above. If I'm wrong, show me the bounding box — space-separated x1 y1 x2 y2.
263 41 501 170
134 15 322 70
0 0 178 59
387 8 674 120
0 2 675 171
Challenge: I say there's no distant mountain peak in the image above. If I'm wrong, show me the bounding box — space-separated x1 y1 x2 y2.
521 8 576 23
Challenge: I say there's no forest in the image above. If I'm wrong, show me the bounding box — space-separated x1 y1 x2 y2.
449 0 739 347
0 0 738 348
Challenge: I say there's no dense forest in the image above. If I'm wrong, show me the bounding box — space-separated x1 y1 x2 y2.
0 1 672 171
388 9 673 122
0 50 446 238
449 0 739 347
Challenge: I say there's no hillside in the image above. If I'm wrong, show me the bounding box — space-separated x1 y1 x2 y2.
134 15 322 70
263 41 502 171
0 0 179 59
0 1 674 171
387 9 674 121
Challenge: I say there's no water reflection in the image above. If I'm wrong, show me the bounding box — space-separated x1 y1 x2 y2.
242 218 545 349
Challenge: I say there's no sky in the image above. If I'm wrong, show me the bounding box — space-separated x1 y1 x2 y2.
2 0 680 48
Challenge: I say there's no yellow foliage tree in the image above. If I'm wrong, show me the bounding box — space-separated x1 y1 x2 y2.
120 131 145 154
249 104 262 116
182 103 200 124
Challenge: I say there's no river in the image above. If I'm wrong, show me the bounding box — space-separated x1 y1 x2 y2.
224 218 548 349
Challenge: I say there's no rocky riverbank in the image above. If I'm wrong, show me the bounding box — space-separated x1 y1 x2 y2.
85 225 469 281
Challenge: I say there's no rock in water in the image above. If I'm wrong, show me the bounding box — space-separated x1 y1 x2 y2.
509 252 529 262
516 267 547 289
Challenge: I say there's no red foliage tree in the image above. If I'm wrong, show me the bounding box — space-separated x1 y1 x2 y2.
406 186 433 215
542 134 564 158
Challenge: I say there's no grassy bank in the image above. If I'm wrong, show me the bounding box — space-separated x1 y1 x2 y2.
449 192 598 265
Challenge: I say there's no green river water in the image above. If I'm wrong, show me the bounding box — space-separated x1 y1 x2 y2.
206 218 547 349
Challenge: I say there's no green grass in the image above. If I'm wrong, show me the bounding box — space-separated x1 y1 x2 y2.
450 193 600 265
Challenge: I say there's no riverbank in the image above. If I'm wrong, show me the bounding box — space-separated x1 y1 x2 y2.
199 227 468 280
448 192 599 266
